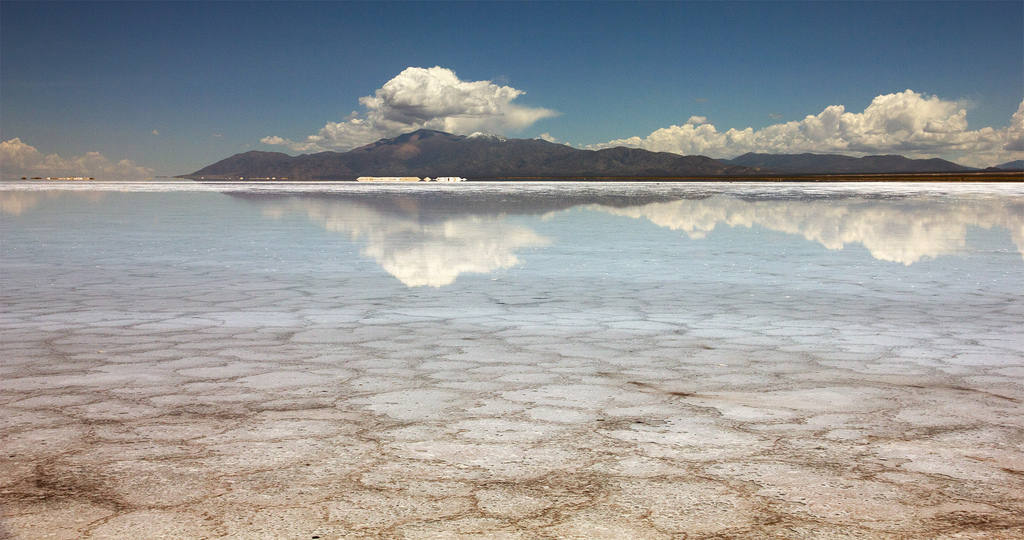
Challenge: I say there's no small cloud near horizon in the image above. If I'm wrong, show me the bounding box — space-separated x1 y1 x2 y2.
538 133 561 144
152 130 159 135
263 66 558 153
0 138 154 180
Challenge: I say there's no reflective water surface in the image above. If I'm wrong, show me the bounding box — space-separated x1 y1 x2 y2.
2 182 1023 538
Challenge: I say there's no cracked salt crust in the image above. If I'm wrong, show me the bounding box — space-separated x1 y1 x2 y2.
2 183 1023 538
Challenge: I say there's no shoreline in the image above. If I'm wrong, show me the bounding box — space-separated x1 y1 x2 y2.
175 171 1023 183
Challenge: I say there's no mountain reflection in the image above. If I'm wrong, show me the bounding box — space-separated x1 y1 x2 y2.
258 198 551 287
586 195 1024 264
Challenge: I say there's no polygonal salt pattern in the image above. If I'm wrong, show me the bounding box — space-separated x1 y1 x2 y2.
2 182 1023 538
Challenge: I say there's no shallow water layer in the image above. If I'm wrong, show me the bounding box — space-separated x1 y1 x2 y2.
2 182 1023 539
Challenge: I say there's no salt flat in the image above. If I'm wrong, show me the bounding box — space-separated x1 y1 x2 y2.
2 182 1022 538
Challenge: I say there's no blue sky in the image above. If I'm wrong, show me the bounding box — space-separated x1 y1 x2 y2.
2 1 1022 178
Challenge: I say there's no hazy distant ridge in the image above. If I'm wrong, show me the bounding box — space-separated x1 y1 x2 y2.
719 152 973 174
994 159 1024 170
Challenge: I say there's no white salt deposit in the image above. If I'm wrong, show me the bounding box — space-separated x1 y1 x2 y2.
2 182 1022 538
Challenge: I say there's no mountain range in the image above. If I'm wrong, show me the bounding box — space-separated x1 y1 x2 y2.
184 129 755 180
182 129 1014 180
719 152 973 174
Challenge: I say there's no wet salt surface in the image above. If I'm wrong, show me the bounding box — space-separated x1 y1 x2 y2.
2 182 1023 539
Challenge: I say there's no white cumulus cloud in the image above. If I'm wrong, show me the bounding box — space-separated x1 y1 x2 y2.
263 66 558 153
1004 100 1024 153
1 138 154 180
537 133 564 144
591 90 1024 167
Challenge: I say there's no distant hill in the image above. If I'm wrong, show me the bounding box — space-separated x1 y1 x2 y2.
719 152 973 174
183 129 756 180
994 160 1024 170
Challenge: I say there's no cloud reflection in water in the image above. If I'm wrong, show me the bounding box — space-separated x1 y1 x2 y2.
0 190 107 216
260 198 551 287
257 191 1023 287
586 195 1024 265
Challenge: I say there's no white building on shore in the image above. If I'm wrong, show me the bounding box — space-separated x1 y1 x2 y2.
356 176 422 182
357 176 467 183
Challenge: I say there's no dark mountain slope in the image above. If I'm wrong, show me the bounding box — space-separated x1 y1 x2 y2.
184 129 755 180
189 150 297 177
